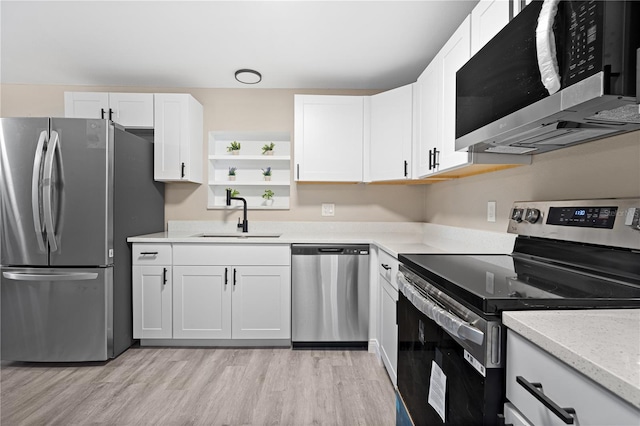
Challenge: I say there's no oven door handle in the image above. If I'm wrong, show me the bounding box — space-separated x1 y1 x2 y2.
398 273 484 345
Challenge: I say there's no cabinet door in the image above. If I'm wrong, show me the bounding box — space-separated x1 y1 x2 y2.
471 0 511 55
415 59 442 177
132 265 172 339
294 95 364 182
369 84 413 181
438 16 472 171
173 266 231 339
108 93 154 128
232 266 291 340
380 277 398 387
154 94 203 183
506 331 639 426
64 92 109 119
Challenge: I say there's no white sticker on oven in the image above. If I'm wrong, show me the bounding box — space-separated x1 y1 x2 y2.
428 361 447 423
464 349 486 377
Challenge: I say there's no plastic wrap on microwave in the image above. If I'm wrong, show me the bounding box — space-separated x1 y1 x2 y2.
397 272 484 345
536 0 561 95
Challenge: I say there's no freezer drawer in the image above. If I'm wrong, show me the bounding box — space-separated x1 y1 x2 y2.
1 266 113 362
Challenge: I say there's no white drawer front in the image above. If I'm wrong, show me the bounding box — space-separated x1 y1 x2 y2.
173 244 290 266
378 249 399 290
132 244 172 265
506 331 639 426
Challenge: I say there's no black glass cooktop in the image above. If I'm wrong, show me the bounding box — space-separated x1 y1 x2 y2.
399 253 640 315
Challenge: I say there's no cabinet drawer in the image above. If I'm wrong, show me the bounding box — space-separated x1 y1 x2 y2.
173 244 290 266
506 331 639 426
132 244 172 265
378 249 399 290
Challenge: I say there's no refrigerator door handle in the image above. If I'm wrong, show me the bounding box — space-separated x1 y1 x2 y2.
43 130 60 253
31 130 48 252
3 271 99 281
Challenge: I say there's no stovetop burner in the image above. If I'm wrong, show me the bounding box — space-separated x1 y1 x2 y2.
399 253 640 315
400 199 640 316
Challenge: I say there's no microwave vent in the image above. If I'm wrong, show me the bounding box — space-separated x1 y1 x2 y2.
587 104 640 124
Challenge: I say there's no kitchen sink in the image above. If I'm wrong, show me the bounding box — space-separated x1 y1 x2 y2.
195 233 282 239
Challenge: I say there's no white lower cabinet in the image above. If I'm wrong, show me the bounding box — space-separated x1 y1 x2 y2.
506 330 639 426
173 266 231 339
132 244 172 339
133 243 291 343
231 266 291 339
378 249 399 387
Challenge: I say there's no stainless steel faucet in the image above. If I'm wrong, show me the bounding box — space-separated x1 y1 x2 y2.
226 189 248 232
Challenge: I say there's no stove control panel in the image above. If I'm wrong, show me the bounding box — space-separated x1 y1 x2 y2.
508 199 640 250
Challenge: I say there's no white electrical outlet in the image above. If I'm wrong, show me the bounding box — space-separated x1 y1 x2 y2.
322 203 335 217
487 201 496 222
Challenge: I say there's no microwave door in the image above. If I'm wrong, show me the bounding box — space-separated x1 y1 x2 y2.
48 118 112 267
0 117 50 266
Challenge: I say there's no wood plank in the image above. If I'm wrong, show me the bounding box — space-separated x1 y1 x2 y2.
1 347 395 425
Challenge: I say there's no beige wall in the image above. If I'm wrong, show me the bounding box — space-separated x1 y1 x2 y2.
424 130 640 231
1 84 427 225
3 84 639 232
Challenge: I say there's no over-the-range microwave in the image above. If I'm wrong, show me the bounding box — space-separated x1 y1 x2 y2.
455 0 639 155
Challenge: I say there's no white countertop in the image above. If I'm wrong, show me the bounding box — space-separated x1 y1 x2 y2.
503 310 640 409
127 221 517 257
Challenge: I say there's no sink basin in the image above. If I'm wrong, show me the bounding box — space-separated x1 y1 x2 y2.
195 233 282 239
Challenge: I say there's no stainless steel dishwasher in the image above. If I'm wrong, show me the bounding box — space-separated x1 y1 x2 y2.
291 244 370 347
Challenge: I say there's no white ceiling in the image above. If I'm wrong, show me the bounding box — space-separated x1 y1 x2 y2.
1 1 478 90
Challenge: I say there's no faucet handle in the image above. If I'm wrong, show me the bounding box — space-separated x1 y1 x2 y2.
237 217 243 229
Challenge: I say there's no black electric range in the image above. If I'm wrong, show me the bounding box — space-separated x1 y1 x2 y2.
400 199 640 317
395 199 640 426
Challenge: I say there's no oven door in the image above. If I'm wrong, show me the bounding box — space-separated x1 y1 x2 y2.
397 292 503 425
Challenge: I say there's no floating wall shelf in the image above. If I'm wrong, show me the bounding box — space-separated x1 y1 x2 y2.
208 131 291 210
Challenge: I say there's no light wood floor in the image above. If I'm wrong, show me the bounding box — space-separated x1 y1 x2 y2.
1 346 396 425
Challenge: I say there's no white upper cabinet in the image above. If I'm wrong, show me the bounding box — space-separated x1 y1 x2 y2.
154 93 203 183
414 16 471 177
368 84 413 182
415 59 442 177
294 95 365 182
64 92 154 128
471 0 511 55
439 15 472 171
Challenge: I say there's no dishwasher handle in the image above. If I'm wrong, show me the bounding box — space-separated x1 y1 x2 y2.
318 248 344 253
291 244 370 256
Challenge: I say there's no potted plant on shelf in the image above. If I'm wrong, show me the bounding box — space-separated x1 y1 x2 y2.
227 141 241 155
262 189 275 206
262 142 275 155
225 188 240 198
228 167 237 181
262 167 272 181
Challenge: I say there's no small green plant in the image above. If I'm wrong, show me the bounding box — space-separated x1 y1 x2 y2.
226 188 240 197
262 142 275 154
227 141 241 152
228 167 237 176
262 167 272 176
262 189 275 200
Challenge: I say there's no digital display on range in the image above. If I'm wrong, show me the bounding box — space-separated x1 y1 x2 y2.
546 206 617 228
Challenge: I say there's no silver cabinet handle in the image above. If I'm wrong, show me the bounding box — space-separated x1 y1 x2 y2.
3 272 99 281
31 130 48 252
43 130 60 252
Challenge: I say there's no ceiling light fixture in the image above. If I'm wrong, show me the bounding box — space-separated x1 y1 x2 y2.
235 69 262 85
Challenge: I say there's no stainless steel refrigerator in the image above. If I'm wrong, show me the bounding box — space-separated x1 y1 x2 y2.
0 117 164 362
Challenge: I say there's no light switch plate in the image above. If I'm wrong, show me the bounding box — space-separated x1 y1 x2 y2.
487 201 496 222
322 203 335 217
